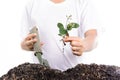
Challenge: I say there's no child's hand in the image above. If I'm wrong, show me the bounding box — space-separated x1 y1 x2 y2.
63 36 85 56
21 33 44 51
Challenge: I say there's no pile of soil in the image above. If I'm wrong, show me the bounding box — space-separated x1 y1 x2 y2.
0 63 120 80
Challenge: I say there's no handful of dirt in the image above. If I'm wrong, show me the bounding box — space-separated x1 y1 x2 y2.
0 63 120 80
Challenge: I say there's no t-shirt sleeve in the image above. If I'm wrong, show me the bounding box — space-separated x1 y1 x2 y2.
80 0 100 37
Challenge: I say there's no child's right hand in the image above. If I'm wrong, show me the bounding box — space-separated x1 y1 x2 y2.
21 33 37 51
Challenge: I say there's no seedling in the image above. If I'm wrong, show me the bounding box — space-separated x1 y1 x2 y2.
57 15 79 52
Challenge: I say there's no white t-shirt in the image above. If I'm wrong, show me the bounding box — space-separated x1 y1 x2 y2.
21 0 99 71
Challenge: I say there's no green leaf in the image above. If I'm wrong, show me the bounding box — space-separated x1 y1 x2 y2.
67 23 72 31
57 23 64 29
57 23 67 36
67 23 79 31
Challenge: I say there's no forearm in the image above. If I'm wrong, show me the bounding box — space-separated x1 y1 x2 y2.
83 36 97 52
83 29 97 52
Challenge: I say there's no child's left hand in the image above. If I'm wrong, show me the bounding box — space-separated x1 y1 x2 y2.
63 36 85 56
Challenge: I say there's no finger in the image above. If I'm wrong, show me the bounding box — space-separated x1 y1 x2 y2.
70 41 82 47
63 36 81 42
71 46 80 51
28 44 34 50
25 40 33 46
25 39 37 46
25 33 37 40
72 47 83 56
73 51 83 56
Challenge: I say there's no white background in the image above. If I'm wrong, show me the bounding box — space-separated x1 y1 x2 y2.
0 0 120 76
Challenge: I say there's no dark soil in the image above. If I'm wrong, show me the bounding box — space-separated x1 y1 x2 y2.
0 63 120 80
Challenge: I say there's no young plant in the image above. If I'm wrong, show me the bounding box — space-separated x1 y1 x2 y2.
57 15 79 51
57 15 79 37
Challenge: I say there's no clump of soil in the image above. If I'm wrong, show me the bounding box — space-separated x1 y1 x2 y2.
0 63 120 80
